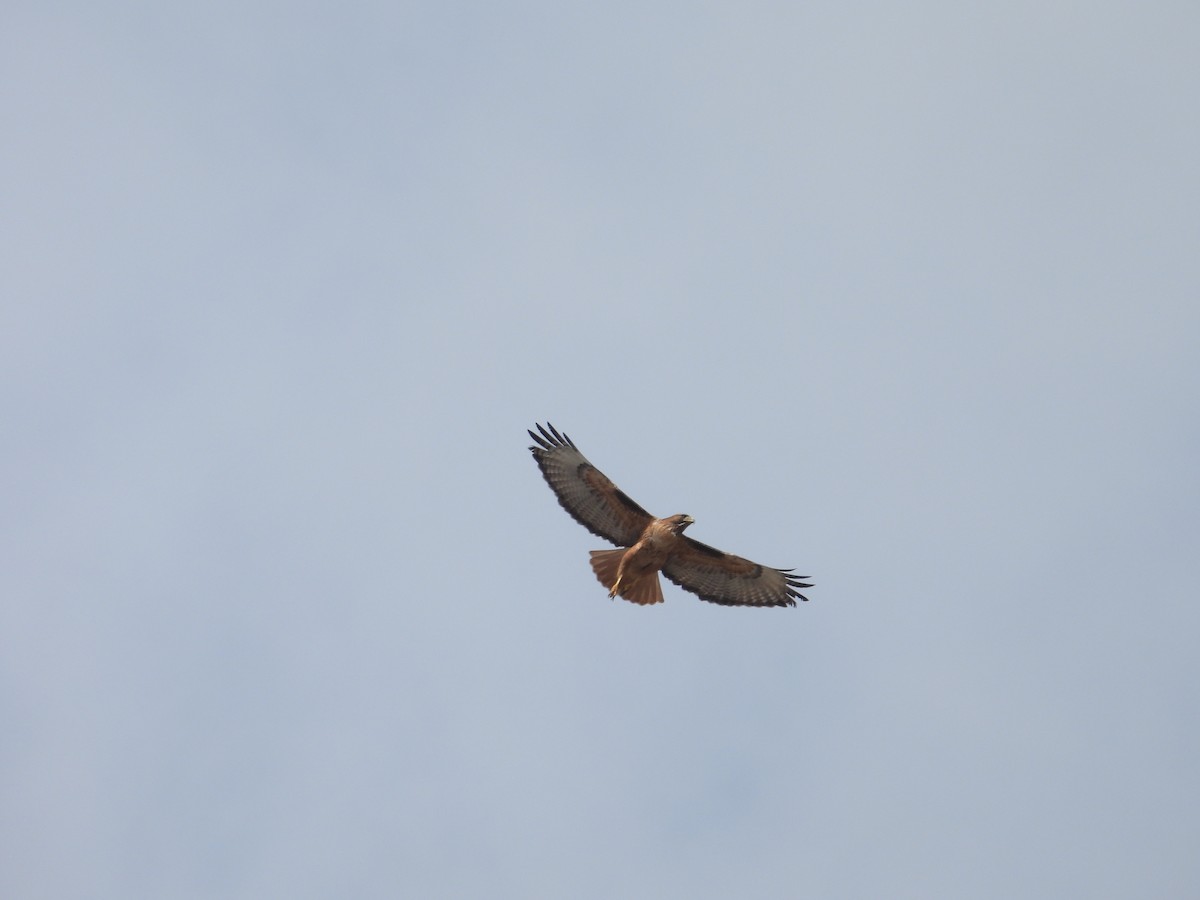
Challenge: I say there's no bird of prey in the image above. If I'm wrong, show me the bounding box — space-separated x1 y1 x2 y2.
528 423 811 607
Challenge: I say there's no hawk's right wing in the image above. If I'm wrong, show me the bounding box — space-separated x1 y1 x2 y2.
528 423 654 547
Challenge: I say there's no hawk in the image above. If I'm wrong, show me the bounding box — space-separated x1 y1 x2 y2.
528 423 812 607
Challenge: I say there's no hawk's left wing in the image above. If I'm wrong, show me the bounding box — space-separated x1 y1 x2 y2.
663 536 811 607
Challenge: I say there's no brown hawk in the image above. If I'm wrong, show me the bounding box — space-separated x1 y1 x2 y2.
529 423 811 607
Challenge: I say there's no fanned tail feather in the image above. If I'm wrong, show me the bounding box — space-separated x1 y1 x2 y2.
588 549 664 606
589 549 624 593
621 572 664 605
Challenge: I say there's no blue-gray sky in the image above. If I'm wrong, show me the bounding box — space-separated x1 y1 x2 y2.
3 3 1198 897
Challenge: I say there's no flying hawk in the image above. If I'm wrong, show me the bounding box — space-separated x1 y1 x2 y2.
528 423 811 607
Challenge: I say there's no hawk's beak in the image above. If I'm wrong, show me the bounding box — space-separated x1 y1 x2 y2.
682 515 694 525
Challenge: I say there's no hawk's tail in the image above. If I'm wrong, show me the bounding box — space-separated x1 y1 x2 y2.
588 549 664 606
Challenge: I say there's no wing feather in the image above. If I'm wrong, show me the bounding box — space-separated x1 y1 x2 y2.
528 423 654 547
662 536 811 607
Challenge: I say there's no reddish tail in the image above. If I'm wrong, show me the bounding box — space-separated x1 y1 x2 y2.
588 549 664 606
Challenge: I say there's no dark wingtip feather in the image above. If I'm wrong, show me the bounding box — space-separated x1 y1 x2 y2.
543 422 576 449
782 570 813 603
530 422 578 452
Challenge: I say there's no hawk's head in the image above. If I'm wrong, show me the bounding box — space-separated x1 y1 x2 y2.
666 514 694 533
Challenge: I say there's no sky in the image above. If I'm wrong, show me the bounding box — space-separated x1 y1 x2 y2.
3 2 1198 898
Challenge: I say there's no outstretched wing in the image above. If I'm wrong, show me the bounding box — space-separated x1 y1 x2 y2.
528 423 655 547
663 536 812 607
